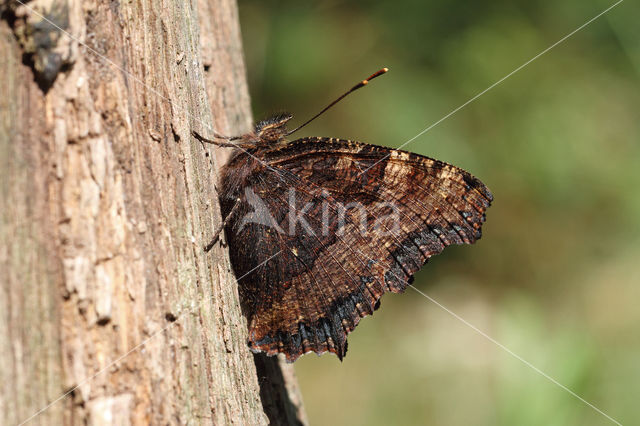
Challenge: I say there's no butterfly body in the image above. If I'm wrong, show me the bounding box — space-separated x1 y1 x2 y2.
211 115 493 362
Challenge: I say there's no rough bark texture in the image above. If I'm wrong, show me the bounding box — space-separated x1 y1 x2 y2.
0 0 306 424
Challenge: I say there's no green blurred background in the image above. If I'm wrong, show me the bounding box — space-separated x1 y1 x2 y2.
237 1 639 424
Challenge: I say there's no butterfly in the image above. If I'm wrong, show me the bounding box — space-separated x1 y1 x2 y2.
193 68 492 362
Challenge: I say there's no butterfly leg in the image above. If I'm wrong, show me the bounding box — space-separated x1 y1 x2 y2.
204 198 241 252
192 130 239 148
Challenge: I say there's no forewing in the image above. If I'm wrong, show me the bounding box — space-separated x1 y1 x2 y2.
225 137 492 362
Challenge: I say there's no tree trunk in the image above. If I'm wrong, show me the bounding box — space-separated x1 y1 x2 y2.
0 0 306 424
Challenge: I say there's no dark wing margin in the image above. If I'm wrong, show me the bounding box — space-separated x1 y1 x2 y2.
226 137 492 362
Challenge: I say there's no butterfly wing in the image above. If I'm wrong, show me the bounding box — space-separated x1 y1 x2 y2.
222 137 492 362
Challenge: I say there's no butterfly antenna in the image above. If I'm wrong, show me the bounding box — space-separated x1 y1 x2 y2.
285 67 389 136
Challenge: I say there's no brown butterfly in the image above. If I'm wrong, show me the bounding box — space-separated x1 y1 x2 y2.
193 69 492 362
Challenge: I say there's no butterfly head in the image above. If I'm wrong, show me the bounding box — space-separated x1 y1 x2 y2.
255 113 293 144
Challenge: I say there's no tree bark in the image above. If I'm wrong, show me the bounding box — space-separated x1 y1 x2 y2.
0 0 306 424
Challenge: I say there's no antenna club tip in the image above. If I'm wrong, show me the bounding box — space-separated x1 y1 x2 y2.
382 67 389 72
